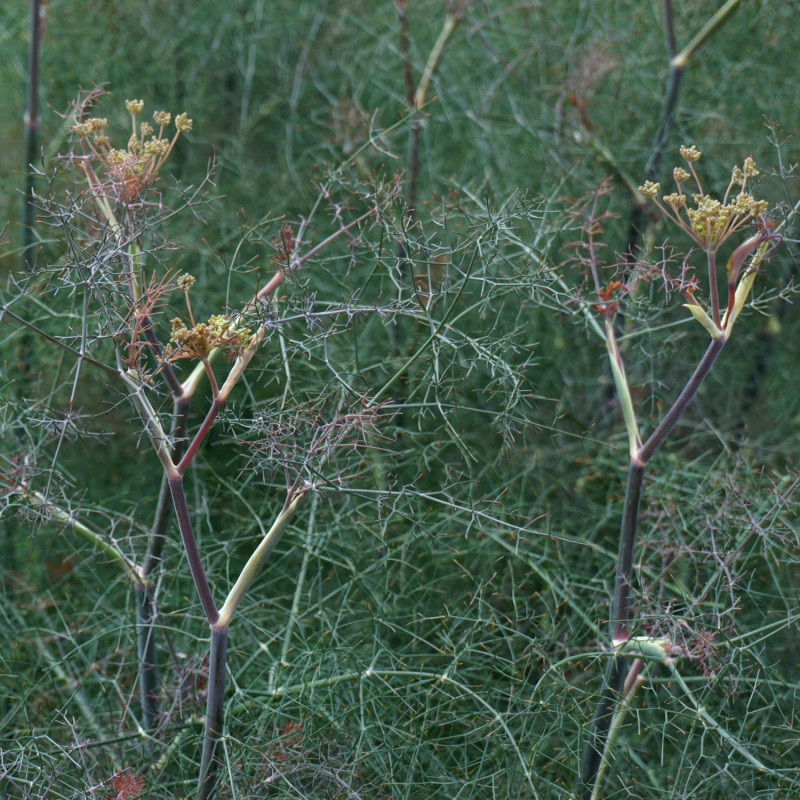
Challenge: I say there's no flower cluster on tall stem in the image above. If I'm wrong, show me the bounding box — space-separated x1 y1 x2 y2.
578 147 783 800
71 93 192 203
638 147 777 334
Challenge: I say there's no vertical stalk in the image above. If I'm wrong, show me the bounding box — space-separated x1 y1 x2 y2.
578 463 645 798
197 626 228 800
624 0 743 258
135 397 190 736
402 9 459 221
611 463 646 645
135 584 160 737
579 335 727 797
145 397 190 575
22 0 43 272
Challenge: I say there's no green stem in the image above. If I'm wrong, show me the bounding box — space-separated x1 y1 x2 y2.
671 0 743 69
24 490 140 585
588 660 646 800
278 496 317 670
664 659 776 774
216 488 308 628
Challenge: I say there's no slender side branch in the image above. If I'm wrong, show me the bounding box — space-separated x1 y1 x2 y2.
177 399 224 476
23 490 141 586
604 321 640 459
639 336 725 463
216 487 309 628
414 12 458 110
121 369 179 478
168 476 218 626
671 0 743 69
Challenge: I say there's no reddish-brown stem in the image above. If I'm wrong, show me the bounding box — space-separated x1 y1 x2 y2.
623 657 645 695
254 270 285 305
177 399 223 476
202 358 219 399
167 475 218 625
185 289 196 327
294 210 375 270
240 209 375 320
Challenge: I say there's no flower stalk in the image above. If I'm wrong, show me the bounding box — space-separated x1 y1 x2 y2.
578 147 781 799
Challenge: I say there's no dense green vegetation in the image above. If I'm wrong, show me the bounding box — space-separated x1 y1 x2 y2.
2 2 800 798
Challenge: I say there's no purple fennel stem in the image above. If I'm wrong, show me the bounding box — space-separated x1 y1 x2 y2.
612 461 646 643
197 626 228 800
638 336 725 464
580 336 727 798
168 475 218 625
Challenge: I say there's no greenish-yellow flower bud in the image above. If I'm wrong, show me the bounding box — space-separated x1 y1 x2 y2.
638 180 660 199
680 144 701 162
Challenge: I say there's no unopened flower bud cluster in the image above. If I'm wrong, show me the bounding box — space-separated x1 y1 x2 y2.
163 274 251 363
638 146 768 254
72 98 193 200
